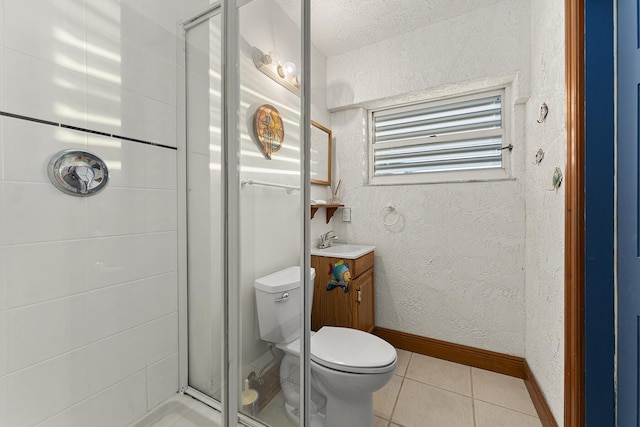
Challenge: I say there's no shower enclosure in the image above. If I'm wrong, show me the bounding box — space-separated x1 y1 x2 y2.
181 0 312 425
0 0 312 425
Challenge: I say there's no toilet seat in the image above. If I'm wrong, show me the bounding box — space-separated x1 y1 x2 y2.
311 327 396 374
277 327 396 374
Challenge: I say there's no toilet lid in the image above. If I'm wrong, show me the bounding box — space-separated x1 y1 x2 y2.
310 327 397 374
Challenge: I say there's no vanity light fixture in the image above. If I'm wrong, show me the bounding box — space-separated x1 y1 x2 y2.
252 47 300 96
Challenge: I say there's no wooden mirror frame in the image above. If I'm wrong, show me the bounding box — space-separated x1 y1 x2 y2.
310 121 332 186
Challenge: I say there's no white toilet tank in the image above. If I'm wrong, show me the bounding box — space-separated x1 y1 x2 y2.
254 266 316 344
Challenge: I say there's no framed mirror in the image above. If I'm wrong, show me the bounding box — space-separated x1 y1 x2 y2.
310 121 332 185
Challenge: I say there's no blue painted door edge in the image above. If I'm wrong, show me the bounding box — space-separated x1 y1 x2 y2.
585 0 615 425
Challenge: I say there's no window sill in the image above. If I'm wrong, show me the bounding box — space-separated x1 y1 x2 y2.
368 168 515 186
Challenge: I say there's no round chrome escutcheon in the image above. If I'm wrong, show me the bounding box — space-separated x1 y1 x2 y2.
48 150 109 196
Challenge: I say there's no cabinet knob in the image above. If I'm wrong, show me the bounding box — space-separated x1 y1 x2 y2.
357 289 361 304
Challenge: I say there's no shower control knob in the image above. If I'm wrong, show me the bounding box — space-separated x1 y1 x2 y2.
48 150 109 196
64 163 95 194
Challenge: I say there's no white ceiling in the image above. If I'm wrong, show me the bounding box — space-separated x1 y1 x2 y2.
273 0 504 57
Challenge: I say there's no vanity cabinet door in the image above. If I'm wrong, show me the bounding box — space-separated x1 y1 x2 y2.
310 253 375 332
311 255 354 331
354 268 375 333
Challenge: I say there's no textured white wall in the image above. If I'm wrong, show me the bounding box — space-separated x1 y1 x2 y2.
524 0 566 423
328 0 531 357
0 0 208 425
326 0 531 111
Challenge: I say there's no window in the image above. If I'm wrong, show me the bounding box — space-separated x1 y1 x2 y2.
369 90 507 184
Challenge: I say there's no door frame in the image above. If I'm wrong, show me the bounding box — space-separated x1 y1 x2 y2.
566 0 617 425
565 0 585 425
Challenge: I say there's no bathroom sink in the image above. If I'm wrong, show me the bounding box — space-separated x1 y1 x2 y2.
311 244 375 259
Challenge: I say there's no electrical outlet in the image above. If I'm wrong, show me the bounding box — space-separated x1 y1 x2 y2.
342 207 351 222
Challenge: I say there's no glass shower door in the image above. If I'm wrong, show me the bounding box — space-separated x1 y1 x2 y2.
236 0 312 425
185 9 224 403
183 0 310 425
236 0 303 423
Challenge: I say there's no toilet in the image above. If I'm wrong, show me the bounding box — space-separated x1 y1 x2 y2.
254 266 397 427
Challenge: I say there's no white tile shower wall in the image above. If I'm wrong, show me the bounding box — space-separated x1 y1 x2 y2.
0 0 208 424
6 294 89 373
3 0 87 68
33 402 91 427
0 244 6 312
146 353 180 409
88 326 147 395
329 0 530 357
0 0 4 113
0 309 6 376
146 312 179 366
6 348 90 427
0 377 6 427
3 47 88 129
88 370 148 427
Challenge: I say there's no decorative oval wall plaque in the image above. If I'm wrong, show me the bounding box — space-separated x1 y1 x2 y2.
253 104 284 159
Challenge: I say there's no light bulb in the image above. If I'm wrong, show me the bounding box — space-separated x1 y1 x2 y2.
282 62 297 77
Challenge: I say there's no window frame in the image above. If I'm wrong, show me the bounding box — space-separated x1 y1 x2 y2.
367 88 512 185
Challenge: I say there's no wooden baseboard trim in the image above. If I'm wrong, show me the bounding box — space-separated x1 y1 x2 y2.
373 327 558 427
373 327 525 378
524 360 559 427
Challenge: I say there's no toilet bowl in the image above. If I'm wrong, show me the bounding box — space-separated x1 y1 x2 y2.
254 266 397 427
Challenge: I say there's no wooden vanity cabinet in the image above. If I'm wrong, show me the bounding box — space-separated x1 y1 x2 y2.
311 251 375 333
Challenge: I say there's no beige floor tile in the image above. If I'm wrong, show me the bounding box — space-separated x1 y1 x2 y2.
374 374 403 419
392 378 474 427
475 400 542 427
257 392 297 427
405 353 472 396
471 368 537 416
375 416 390 427
395 349 412 376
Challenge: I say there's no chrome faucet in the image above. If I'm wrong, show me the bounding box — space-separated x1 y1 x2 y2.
319 231 339 249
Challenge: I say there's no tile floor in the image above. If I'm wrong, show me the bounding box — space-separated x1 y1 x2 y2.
260 348 542 427
373 349 542 427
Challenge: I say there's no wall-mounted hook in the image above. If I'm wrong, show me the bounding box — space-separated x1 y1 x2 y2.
497 144 513 152
533 148 545 165
548 167 563 191
537 103 549 123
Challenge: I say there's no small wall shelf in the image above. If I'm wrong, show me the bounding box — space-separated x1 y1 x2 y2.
310 204 344 223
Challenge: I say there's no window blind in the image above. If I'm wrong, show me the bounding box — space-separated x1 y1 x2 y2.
372 95 503 177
